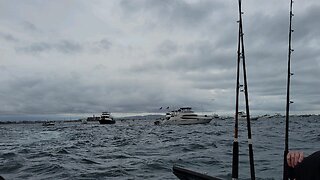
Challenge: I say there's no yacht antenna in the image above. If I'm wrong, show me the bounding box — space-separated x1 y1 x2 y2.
232 0 256 179
283 0 294 179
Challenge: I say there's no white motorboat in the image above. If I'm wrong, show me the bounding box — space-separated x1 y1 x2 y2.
155 107 213 125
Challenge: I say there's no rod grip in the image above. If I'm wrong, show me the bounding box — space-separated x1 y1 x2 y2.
232 141 239 179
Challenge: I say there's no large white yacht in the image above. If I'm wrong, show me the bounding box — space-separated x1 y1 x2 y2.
155 107 213 125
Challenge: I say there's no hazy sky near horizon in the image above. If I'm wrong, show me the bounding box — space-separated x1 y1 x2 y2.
1 0 320 115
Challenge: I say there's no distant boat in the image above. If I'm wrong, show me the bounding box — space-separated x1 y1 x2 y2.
81 118 88 124
86 116 100 121
299 114 311 118
155 107 213 125
269 113 283 119
99 112 115 124
238 111 247 120
238 111 259 121
42 121 55 126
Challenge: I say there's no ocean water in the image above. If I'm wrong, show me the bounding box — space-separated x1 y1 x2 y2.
0 116 319 180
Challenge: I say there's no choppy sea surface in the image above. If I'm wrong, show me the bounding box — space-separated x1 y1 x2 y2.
0 116 319 180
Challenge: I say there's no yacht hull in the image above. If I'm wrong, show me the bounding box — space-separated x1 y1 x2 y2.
99 120 115 124
157 107 213 125
161 117 212 125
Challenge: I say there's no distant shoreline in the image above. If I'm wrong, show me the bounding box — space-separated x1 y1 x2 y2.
0 119 81 125
0 114 165 124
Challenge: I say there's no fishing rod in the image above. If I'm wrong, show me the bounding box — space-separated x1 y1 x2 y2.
283 0 294 179
232 1 241 179
239 6 256 180
232 0 256 179
173 1 255 179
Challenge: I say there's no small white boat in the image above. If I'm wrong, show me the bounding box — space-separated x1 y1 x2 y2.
155 107 213 125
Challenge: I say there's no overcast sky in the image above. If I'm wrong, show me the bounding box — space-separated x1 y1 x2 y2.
0 0 320 116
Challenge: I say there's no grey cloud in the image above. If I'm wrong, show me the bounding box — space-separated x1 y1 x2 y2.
246 12 288 47
1 0 320 115
120 0 224 28
1 73 103 114
15 40 83 54
184 70 235 90
98 39 112 50
14 38 114 55
294 5 320 42
16 42 51 53
55 40 83 54
22 21 38 32
156 40 178 56
0 67 171 114
291 69 320 96
171 41 234 71
130 40 236 79
0 32 19 42
90 38 113 53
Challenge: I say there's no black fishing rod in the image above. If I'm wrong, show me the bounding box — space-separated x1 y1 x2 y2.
239 3 256 180
173 1 255 179
232 0 255 179
283 0 294 180
232 0 242 179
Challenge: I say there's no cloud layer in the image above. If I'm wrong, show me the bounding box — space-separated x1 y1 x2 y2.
0 0 320 115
